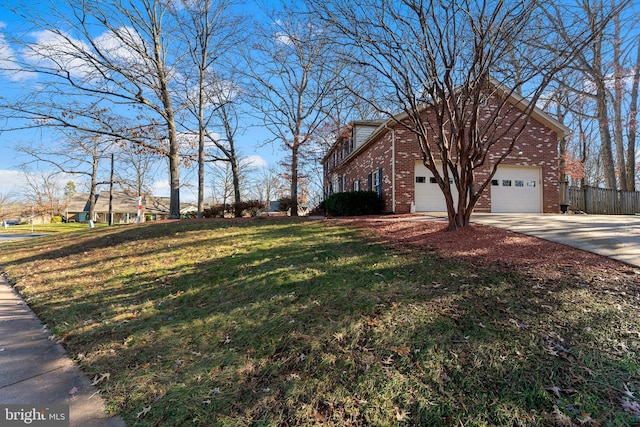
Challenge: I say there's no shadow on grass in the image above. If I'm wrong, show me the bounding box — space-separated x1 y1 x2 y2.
2 218 639 426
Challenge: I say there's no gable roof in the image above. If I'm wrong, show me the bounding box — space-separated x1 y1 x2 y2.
326 81 571 165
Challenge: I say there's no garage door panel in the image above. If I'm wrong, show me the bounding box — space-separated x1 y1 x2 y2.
490 166 541 213
414 162 458 212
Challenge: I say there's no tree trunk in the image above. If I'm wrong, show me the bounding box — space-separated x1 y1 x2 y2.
596 83 617 189
231 154 242 217
197 84 206 218
290 143 299 217
627 36 640 192
613 11 627 190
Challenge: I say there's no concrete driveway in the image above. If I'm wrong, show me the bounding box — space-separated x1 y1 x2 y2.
468 213 640 268
0 234 44 243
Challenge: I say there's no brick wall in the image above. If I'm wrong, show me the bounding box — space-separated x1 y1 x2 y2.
324 95 560 214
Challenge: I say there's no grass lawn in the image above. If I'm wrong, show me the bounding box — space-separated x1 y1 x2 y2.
0 218 638 426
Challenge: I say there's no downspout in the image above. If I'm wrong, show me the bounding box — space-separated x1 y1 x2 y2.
384 124 396 213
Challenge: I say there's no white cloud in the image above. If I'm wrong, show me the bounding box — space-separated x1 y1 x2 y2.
0 32 31 81
93 26 148 69
150 180 170 197
0 170 26 195
21 29 96 80
242 155 267 169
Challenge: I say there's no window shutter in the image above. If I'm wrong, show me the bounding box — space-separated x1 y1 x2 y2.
367 174 372 191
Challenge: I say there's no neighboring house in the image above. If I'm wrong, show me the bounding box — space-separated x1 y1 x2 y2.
65 193 96 222
65 192 197 223
322 87 570 214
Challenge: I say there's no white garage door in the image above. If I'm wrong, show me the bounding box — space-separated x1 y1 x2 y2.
414 162 459 212
490 166 541 213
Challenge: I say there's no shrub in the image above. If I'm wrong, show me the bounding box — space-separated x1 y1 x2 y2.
51 215 63 223
202 200 266 218
321 191 384 216
235 200 265 217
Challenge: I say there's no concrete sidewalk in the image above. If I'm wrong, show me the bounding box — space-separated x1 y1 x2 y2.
0 275 126 427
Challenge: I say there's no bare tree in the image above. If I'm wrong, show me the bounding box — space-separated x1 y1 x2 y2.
171 0 245 217
628 36 640 190
17 128 115 220
546 0 635 190
311 0 610 229
21 170 64 219
0 192 18 222
249 165 287 210
1 0 186 217
114 141 159 197
245 3 339 216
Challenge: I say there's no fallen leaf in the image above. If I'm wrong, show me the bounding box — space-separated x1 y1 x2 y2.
623 383 635 399
381 356 394 365
390 345 411 356
621 398 640 415
136 406 151 419
394 406 410 421
544 405 572 426
577 412 599 426
509 318 528 329
91 373 110 386
68 386 78 396
545 385 562 399
582 366 595 377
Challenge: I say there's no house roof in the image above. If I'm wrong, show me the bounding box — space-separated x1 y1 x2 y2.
94 191 141 213
66 193 94 213
325 80 571 166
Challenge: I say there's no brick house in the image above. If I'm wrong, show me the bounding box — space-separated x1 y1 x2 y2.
322 87 570 214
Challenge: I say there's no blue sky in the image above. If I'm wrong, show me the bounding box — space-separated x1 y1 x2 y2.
0 2 285 201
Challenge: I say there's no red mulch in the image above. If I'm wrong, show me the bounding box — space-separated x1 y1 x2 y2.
334 215 640 287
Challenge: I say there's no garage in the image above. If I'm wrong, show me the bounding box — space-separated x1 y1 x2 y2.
414 162 542 213
490 166 541 213
414 161 459 212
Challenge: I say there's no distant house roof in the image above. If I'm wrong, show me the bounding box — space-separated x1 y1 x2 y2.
66 193 95 213
94 191 141 213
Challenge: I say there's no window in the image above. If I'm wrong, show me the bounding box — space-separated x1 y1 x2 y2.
515 180 524 187
353 180 360 191
502 180 512 187
416 176 426 183
491 179 499 186
372 169 382 197
431 177 453 184
527 181 536 187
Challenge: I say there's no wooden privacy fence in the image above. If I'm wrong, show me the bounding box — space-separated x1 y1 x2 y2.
563 184 640 214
